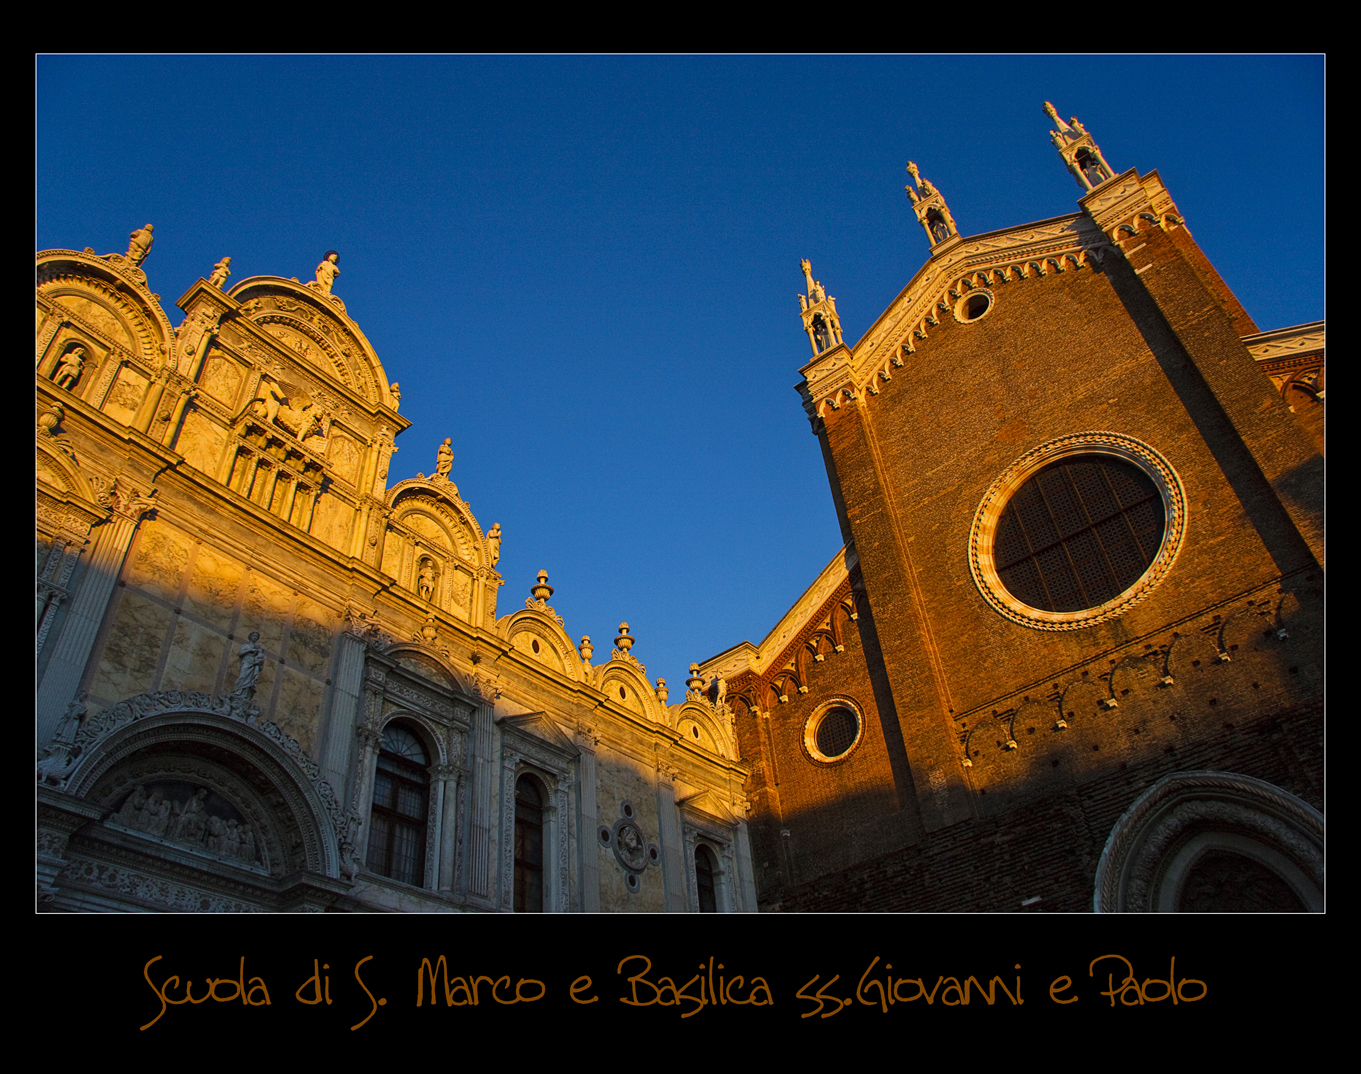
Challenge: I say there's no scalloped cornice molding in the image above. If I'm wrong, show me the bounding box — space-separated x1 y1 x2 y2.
798 170 1186 427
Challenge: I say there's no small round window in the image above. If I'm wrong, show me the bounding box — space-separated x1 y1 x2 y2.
805 703 862 763
953 287 994 323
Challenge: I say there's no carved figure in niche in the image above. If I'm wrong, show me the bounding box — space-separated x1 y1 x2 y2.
172 788 209 843
813 314 832 353
54 346 87 391
418 559 436 601
141 790 171 835
126 224 155 266
928 213 952 243
435 437 453 480
487 522 502 566
312 251 340 294
233 631 265 700
209 257 232 288
118 785 148 826
1078 150 1108 185
205 814 225 854
222 820 241 859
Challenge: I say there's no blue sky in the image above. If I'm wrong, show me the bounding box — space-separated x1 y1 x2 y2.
37 56 1323 689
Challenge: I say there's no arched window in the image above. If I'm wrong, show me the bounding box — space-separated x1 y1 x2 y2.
514 775 544 912
695 844 718 913
366 722 429 887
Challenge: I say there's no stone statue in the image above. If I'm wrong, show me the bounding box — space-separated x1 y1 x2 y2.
930 215 952 243
173 788 208 843
54 347 86 390
53 692 87 745
119 786 148 825
209 257 232 288
390 382 401 408
234 631 264 696
436 437 453 480
313 251 340 294
418 560 436 601
126 224 154 266
487 522 502 566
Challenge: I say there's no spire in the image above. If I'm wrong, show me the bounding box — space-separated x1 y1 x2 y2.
905 162 960 249
798 259 845 357
1043 101 1117 192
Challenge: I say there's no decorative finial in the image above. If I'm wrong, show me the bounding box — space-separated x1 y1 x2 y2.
579 635 594 663
531 570 554 602
904 162 957 247
686 663 705 693
655 678 669 704
797 259 843 357
1042 101 1115 192
614 622 634 653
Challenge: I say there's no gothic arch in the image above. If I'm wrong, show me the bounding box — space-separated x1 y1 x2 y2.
1094 771 1323 913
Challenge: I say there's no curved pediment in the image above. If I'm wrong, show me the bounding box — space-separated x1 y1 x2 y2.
499 607 586 683
595 658 663 723
37 250 175 372
228 277 394 409
386 480 488 569
672 699 731 759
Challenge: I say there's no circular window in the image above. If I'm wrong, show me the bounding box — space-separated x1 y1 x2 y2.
970 434 1187 629
952 287 994 324
804 702 863 763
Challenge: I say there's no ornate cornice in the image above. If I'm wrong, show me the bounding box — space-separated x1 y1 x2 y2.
797 212 1117 426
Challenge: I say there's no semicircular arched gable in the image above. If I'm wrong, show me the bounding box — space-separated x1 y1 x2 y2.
598 663 661 722
228 279 390 406
499 609 585 683
38 264 173 370
388 489 485 568
674 702 730 758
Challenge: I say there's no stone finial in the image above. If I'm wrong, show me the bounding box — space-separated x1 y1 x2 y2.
614 623 634 653
1043 101 1115 192
37 402 63 437
686 663 705 693
905 162 958 247
579 636 594 663
126 224 154 267
655 679 669 704
209 257 232 288
798 258 844 357
531 570 554 602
